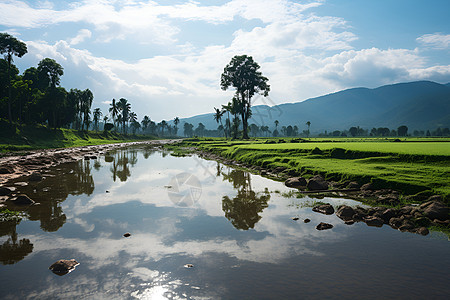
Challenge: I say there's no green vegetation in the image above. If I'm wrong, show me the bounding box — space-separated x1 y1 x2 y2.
0 120 157 154
176 137 450 201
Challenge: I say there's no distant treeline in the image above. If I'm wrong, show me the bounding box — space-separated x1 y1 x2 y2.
181 120 450 138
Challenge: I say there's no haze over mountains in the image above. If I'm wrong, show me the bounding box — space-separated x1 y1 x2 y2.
178 81 450 133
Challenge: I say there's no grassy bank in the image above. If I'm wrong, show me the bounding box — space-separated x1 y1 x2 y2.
175 137 450 201
0 122 159 154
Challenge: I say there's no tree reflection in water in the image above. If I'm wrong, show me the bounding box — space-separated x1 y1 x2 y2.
0 158 96 264
0 218 33 265
221 169 270 230
108 149 138 182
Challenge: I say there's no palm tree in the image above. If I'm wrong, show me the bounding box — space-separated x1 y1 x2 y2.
93 108 102 132
160 120 167 136
213 107 226 138
117 98 131 134
222 103 232 138
141 116 150 133
109 98 118 131
306 121 311 138
174 117 180 136
0 33 27 124
274 120 279 130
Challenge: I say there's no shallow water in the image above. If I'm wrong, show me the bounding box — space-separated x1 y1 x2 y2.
0 146 449 299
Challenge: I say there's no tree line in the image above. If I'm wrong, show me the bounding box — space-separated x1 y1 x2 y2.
0 32 182 137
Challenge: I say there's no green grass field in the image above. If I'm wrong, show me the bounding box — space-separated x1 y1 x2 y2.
0 121 159 154
179 138 450 201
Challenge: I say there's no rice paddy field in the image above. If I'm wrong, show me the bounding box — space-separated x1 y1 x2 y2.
178 138 450 201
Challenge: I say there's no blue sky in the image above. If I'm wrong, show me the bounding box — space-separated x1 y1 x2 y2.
1 0 449 121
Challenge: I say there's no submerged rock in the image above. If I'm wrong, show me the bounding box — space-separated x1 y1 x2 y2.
316 222 333 230
49 259 79 275
123 232 131 237
29 172 43 182
312 203 335 215
304 218 311 223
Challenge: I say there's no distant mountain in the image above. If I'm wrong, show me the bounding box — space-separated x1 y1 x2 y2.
176 81 450 133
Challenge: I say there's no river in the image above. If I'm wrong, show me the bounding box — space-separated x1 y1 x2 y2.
0 145 449 299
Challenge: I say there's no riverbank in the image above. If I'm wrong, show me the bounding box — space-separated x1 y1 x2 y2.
0 139 177 185
167 138 450 234
0 121 161 155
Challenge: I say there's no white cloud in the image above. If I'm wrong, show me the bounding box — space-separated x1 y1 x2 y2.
417 33 450 49
69 29 92 45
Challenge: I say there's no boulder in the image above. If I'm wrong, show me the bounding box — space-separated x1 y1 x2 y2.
312 203 335 215
364 216 384 227
49 259 79 275
284 177 307 188
316 222 333 230
380 208 397 223
420 201 449 221
336 205 355 220
10 194 35 205
389 217 403 229
0 186 13 196
307 175 329 191
415 227 429 236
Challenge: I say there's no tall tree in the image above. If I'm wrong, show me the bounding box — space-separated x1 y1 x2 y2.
213 107 226 138
0 33 27 123
117 98 131 134
80 89 93 131
306 121 311 137
174 117 180 136
37 58 64 89
397 125 408 137
220 55 270 139
109 98 118 131
141 115 150 133
93 108 102 132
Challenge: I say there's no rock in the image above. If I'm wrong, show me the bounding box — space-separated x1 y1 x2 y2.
312 203 335 215
0 186 13 196
415 227 429 236
49 259 79 275
10 194 35 205
284 177 307 188
336 205 355 220
29 172 43 182
398 220 415 232
291 217 299 221
184 264 194 268
347 181 360 189
344 220 355 225
316 222 333 230
307 176 329 191
304 218 311 223
360 183 375 191
380 208 397 223
420 201 449 221
123 232 131 237
364 216 384 227
0 166 13 174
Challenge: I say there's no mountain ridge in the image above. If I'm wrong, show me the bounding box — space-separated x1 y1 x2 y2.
176 80 450 133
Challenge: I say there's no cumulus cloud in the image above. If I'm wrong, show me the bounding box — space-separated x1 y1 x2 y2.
417 33 450 49
69 29 92 45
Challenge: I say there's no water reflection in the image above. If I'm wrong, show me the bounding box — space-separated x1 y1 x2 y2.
0 217 33 265
108 148 138 182
221 170 270 230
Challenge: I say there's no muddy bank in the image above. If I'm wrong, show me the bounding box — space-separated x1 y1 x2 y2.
0 140 177 185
